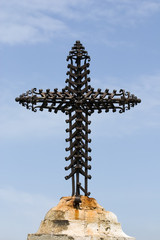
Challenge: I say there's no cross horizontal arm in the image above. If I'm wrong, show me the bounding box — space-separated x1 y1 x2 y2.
15 88 74 113
82 97 140 114
84 89 141 113
15 88 141 114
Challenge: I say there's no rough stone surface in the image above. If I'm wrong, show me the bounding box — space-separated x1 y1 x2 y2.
27 196 135 240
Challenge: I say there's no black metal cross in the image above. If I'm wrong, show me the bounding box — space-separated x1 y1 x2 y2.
15 41 141 206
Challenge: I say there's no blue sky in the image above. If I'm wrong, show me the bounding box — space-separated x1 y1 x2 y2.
0 0 160 240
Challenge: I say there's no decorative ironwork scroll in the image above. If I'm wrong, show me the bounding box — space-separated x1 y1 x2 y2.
15 41 141 207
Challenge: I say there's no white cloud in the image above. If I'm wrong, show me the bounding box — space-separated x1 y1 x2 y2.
0 0 160 44
0 1 68 44
88 0 160 26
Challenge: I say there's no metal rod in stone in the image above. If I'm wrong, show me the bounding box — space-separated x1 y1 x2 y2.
15 40 141 208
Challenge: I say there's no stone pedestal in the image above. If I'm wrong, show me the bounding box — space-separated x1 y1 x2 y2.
27 196 135 240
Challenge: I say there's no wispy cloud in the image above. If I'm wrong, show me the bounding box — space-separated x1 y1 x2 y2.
0 0 69 44
0 0 160 44
89 0 160 26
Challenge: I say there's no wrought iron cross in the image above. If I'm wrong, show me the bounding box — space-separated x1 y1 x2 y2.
15 41 141 206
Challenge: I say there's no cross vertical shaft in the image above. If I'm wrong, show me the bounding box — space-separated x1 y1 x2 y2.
65 41 92 200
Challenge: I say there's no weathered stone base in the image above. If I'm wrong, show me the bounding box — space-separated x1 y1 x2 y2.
28 234 134 240
27 196 135 240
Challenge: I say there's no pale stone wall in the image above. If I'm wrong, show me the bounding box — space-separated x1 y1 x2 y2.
27 196 135 240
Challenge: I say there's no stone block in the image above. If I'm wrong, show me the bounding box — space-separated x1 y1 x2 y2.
27 196 135 240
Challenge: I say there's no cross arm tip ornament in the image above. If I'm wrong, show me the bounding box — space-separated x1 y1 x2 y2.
15 41 141 208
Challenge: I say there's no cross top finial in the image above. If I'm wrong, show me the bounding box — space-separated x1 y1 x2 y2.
67 41 90 66
65 41 91 100
15 41 141 207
